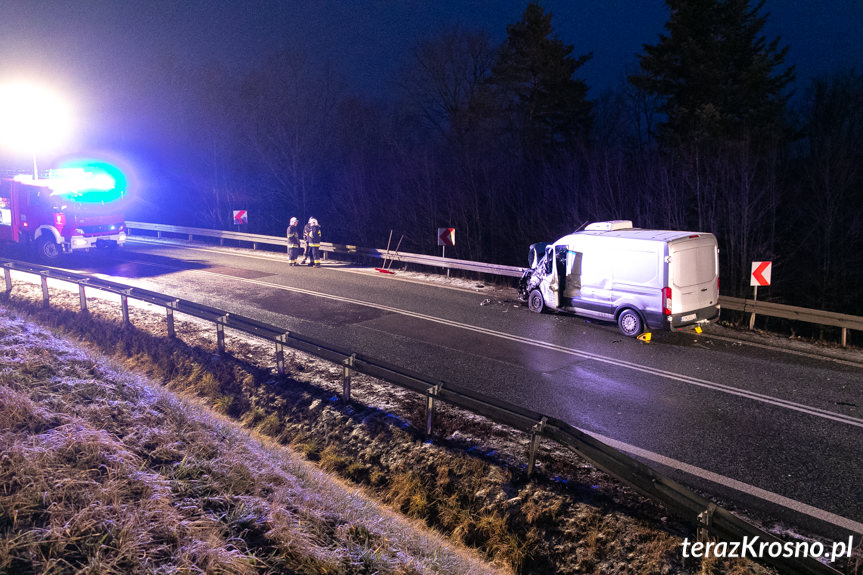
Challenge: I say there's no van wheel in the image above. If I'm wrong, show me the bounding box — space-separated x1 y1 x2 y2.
528 289 545 313
36 236 60 262
617 308 644 337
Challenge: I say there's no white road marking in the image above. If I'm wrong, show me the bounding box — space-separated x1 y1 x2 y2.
130 237 863 366
588 428 863 535
185 267 863 429
117 246 863 428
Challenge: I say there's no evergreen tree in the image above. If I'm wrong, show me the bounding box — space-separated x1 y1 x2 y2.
488 2 593 152
631 0 794 145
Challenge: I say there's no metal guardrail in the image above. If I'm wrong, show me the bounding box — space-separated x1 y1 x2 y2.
0 258 846 575
126 221 525 278
721 296 862 348
127 221 861 348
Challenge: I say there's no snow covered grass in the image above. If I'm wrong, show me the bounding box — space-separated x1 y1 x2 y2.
0 303 506 574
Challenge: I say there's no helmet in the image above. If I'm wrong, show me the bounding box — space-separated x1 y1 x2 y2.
290 217 298 225
308 217 315 224
310 218 318 226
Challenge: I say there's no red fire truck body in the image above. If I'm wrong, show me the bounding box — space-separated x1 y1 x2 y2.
0 175 126 260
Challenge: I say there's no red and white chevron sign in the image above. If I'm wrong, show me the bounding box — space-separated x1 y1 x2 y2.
750 261 772 286
437 227 455 247
233 210 248 225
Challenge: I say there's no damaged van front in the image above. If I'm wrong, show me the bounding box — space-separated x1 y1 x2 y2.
518 221 720 337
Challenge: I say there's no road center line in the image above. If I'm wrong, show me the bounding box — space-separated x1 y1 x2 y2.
585 428 863 535
189 267 863 429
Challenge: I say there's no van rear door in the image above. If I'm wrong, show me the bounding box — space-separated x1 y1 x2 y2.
668 235 719 315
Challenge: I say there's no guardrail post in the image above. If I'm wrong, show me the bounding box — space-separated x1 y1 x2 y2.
697 503 717 542
78 283 88 313
120 293 130 325
527 416 547 478
3 267 12 296
342 354 356 404
275 332 289 375
166 301 177 338
841 328 847 348
425 384 442 437
749 287 758 330
216 314 228 353
40 273 49 307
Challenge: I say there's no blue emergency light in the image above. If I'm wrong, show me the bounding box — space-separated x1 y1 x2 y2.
47 160 127 203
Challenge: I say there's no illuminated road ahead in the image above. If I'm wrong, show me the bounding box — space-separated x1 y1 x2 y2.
66 239 863 542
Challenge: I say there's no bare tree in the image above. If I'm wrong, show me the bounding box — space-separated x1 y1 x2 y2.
399 28 495 143
240 50 342 232
791 70 863 312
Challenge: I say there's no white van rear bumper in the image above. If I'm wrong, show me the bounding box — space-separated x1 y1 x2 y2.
666 304 720 330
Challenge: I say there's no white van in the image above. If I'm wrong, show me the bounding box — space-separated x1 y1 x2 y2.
517 220 720 336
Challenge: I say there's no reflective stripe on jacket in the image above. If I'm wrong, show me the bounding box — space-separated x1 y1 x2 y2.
287 225 301 247
308 225 322 246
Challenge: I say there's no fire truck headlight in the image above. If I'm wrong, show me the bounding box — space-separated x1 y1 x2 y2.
72 238 89 248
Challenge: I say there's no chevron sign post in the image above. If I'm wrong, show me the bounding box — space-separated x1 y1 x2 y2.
437 227 455 277
749 261 772 330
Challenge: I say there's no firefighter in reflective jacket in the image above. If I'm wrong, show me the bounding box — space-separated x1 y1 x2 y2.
306 218 322 267
301 219 312 264
287 217 301 265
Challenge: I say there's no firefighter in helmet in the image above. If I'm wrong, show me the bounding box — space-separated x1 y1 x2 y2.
287 217 301 265
301 218 312 264
307 217 322 267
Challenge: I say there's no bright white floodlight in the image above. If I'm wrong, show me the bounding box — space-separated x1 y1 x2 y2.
0 82 74 177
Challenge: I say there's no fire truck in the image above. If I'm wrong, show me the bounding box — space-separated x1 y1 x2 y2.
0 167 127 261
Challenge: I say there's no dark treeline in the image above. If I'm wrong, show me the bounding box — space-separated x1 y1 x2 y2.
127 1 863 316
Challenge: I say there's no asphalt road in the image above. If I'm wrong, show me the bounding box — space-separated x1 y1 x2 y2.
57 240 863 542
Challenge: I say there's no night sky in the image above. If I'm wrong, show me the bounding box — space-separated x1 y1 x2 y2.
1 0 861 168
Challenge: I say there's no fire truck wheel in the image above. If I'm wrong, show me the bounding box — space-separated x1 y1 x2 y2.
35 236 60 262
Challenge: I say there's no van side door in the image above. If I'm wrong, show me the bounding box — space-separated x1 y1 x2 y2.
564 248 613 317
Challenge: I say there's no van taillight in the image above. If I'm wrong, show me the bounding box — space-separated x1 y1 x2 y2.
662 287 672 315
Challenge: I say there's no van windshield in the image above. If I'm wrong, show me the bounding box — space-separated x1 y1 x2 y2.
672 244 716 287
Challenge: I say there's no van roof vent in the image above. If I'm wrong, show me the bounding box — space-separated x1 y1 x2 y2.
584 220 634 232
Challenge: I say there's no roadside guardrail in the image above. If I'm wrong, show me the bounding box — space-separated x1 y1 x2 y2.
127 221 862 347
720 296 862 348
0 258 847 575
126 221 524 278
